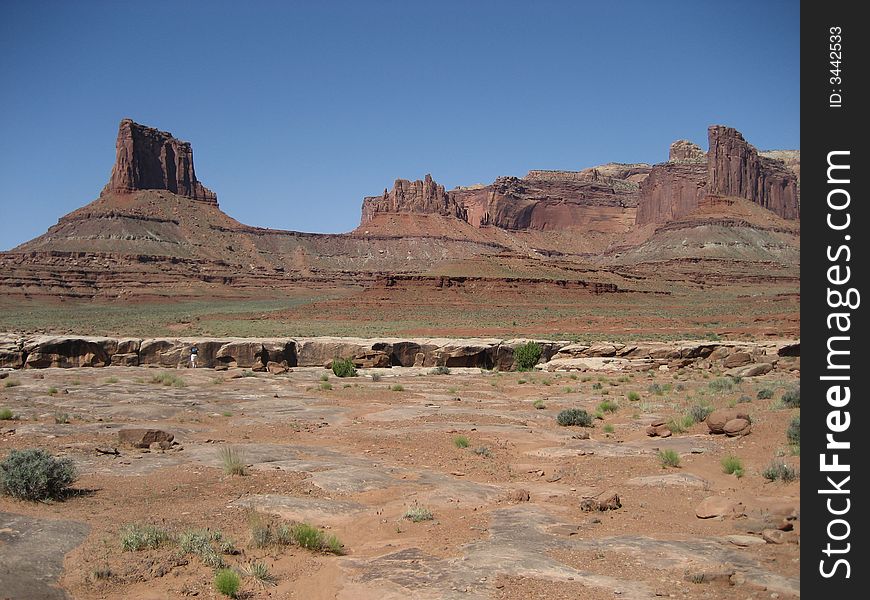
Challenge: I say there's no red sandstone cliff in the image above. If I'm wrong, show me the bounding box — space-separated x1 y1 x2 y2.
636 126 800 226
706 125 799 219
102 119 217 204
360 174 466 224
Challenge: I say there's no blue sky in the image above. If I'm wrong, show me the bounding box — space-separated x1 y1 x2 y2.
0 0 799 250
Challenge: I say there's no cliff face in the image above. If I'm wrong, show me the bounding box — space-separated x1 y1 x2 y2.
360 174 466 224
362 165 651 233
706 126 799 219
102 119 217 204
636 126 800 226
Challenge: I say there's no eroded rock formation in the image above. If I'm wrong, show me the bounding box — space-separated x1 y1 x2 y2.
706 125 799 219
102 119 217 204
361 174 466 224
636 125 800 226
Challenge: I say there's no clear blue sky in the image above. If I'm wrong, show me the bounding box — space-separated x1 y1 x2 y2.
0 0 799 250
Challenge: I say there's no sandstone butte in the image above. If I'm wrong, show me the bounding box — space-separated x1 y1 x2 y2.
0 118 799 300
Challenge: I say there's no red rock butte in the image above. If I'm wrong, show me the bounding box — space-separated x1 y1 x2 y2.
102 119 217 204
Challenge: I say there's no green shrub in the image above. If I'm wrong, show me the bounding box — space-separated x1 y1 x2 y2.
214 569 241 598
787 416 800 446
602 424 614 434
597 399 618 413
331 358 357 378
319 381 333 391
532 399 546 410
666 414 695 434
120 523 170 551
105 377 119 384
150 372 185 388
780 388 800 408
658 449 680 468
514 342 543 371
592 382 603 391
218 446 246 476
626 391 640 402
0 408 14 420
453 435 469 448
756 387 774 400
556 408 592 427
4 380 20 388
403 506 434 522
0 448 76 501
370 372 382 382
688 403 713 423
390 384 404 392
721 456 744 477
430 366 450 375
647 383 668 395
47 387 58 396
762 460 798 482
290 523 343 554
54 412 70 424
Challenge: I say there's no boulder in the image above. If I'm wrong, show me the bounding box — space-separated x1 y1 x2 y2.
413 352 426 367
266 361 289 375
506 489 531 503
295 338 373 367
723 352 752 368
725 362 773 378
580 491 621 512
706 408 751 434
695 496 745 519
723 418 751 437
111 353 140 367
119 428 174 449
352 350 391 369
0 336 24 369
139 339 186 367
646 423 672 437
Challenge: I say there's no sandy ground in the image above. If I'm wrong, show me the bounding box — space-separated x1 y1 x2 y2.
0 363 800 599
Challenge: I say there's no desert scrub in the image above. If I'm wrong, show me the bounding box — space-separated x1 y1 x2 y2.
0 448 76 501
626 391 641 402
667 414 695 433
592 382 603 391
47 386 58 396
514 341 543 371
218 446 246 476
597 399 618 413
787 416 800 446
214 568 241 598
658 449 681 468
532 399 546 409
54 412 70 424
319 381 333 391
150 372 185 388
120 523 171 551
403 506 434 522
105 376 119 384
688 403 713 423
0 408 15 420
4 380 20 388
473 446 492 458
756 387 774 400
429 366 450 375
319 373 330 382
245 561 277 587
602 423 615 434
721 456 744 477
780 387 800 408
290 523 344 554
762 460 799 482
179 529 228 568
556 408 592 427
390 384 404 392
370 372 382 382
453 435 470 448
331 358 357 378
708 377 735 392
